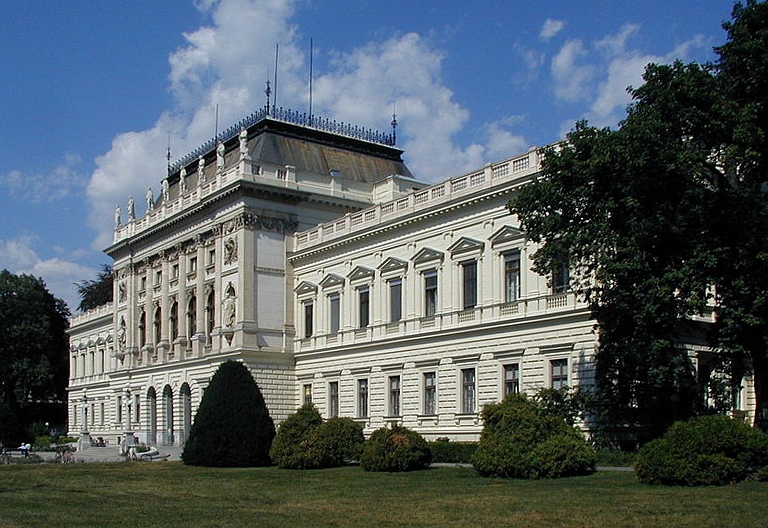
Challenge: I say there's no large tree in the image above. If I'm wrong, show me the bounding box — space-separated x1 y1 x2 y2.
0 270 70 439
510 1 768 440
75 264 113 312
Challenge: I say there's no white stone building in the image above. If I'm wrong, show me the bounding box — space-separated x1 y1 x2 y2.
67 108 754 445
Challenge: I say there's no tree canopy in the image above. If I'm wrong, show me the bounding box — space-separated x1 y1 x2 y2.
509 1 768 440
75 264 113 312
0 269 70 441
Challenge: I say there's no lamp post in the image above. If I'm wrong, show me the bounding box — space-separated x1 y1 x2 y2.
78 389 92 450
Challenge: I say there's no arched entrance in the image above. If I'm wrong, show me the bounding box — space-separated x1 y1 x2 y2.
180 382 192 444
163 384 174 445
146 387 157 445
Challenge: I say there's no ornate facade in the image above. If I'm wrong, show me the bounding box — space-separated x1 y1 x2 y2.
67 109 755 445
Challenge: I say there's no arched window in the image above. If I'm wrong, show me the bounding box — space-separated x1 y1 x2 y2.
206 290 216 337
170 301 179 341
187 296 197 337
154 305 162 343
139 310 146 347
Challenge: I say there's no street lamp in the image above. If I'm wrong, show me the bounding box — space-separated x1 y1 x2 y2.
123 384 137 456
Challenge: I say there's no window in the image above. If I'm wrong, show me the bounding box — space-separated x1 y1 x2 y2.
389 278 402 322
462 261 477 309
504 364 520 396
551 359 568 389
189 256 197 273
140 276 147 291
208 249 216 267
303 384 313 404
504 251 521 302
358 379 369 418
389 375 401 416
117 396 123 423
303 300 314 338
139 310 146 347
172 264 179 279
187 296 197 336
206 291 215 336
423 372 436 415
155 270 162 285
424 270 437 317
358 286 370 328
329 293 340 334
328 381 339 418
553 261 570 294
170 301 179 341
461 368 476 413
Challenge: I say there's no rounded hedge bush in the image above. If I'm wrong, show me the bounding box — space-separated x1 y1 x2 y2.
635 414 768 486
310 417 364 468
472 392 596 479
269 403 323 469
182 361 275 467
360 425 431 472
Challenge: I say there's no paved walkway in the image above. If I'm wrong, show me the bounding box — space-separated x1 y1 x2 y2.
35 444 184 464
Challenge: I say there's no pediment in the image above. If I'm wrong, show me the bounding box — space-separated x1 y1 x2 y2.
447 237 485 256
294 281 318 295
347 266 375 281
319 274 345 288
378 257 408 274
490 225 525 245
412 247 444 265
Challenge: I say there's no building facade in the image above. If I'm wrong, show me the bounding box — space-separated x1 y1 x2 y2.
67 108 754 445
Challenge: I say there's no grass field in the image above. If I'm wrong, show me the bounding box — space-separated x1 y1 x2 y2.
0 463 765 527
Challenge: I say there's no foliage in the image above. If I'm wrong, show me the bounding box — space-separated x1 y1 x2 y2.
0 270 70 441
509 1 768 439
472 392 596 478
309 417 364 468
360 425 431 472
182 361 275 467
428 439 478 464
270 403 324 469
635 414 768 486
74 264 113 312
270 405 364 469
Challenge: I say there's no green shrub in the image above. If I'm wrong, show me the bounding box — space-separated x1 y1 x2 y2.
472 392 596 479
182 361 275 467
360 425 431 472
428 440 478 464
309 417 364 468
635 414 768 486
270 404 323 469
34 435 53 450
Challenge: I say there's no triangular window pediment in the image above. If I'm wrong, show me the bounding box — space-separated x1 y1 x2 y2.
378 257 408 273
490 225 525 246
448 237 484 256
319 274 345 288
347 266 375 282
295 281 318 295
412 247 444 265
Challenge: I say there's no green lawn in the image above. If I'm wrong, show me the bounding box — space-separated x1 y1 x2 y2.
0 463 765 527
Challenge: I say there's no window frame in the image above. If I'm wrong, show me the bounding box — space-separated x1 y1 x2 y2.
504 250 521 303
460 368 476 414
388 375 401 416
328 381 339 418
423 371 437 415
358 378 369 418
503 363 520 397
423 269 438 317
461 260 478 310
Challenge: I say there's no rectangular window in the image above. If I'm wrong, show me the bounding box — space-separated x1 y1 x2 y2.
424 270 438 317
358 286 370 328
208 249 216 266
117 396 123 423
461 368 476 413
553 261 570 294
358 379 369 418
172 264 179 278
389 278 402 322
504 364 520 396
189 256 197 272
303 384 313 404
389 375 401 416
505 251 521 302
140 276 147 291
329 381 339 418
329 293 340 334
155 270 162 285
551 359 569 390
134 395 140 423
462 261 477 309
423 372 436 415
303 300 313 338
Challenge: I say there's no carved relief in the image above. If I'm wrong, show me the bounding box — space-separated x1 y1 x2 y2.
223 237 238 265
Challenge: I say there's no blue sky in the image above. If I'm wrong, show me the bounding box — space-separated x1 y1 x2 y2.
0 0 736 311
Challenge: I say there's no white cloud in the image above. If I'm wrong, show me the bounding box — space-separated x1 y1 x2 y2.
85 0 513 247
0 234 97 312
540 19 565 40
551 39 595 102
551 24 711 129
3 153 87 204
